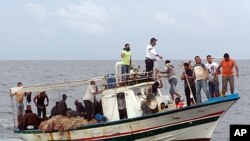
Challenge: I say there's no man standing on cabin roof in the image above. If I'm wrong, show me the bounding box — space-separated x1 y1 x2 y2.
33 91 49 118
216 53 239 96
83 81 103 121
205 55 220 98
10 82 32 125
121 43 132 81
145 37 163 75
193 56 211 103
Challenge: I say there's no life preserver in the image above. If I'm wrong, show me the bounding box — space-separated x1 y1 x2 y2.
176 102 184 109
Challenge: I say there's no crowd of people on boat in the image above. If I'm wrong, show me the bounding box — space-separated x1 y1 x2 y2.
121 37 239 108
10 81 105 130
10 37 240 130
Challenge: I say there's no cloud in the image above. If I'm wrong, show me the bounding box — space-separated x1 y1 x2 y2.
154 12 176 26
27 3 47 20
170 4 219 33
56 1 116 34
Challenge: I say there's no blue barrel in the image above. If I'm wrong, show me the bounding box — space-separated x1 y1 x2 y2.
106 74 116 89
95 113 107 122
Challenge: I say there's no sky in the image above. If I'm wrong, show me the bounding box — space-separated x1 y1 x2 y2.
0 0 249 60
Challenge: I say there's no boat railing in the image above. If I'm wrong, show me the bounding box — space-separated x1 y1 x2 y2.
103 71 155 89
10 72 155 94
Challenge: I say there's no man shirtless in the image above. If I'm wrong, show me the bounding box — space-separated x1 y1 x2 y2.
33 91 49 118
10 82 31 124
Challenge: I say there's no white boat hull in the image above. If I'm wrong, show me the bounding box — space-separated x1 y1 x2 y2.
15 94 239 141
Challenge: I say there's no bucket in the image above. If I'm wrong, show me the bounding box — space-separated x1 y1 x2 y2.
106 74 116 89
95 113 107 122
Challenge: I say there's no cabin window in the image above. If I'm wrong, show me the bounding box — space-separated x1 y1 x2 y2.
132 88 144 101
117 93 127 119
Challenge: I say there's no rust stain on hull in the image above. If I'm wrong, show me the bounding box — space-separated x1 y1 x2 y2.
66 131 71 140
50 133 54 140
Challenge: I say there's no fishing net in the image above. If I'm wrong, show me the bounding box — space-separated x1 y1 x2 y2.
39 115 96 133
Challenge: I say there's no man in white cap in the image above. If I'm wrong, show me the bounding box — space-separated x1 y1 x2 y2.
145 37 163 75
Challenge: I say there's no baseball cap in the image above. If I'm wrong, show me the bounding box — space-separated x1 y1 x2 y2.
150 37 158 43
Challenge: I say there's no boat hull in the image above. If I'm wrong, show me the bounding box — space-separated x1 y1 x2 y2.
15 94 239 141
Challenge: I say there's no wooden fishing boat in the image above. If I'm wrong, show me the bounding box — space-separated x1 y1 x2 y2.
11 62 240 141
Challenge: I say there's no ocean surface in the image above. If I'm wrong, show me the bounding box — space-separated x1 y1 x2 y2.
0 60 249 141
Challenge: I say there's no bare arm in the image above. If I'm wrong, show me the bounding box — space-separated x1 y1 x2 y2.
234 62 239 78
33 95 38 106
130 56 132 66
158 79 163 88
149 48 162 60
92 85 103 95
156 54 163 60
121 53 125 58
216 62 222 72
181 72 185 80
93 90 103 94
10 90 15 97
45 94 49 106
205 69 209 80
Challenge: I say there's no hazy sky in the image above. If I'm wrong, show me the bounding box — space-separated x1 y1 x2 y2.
0 0 249 60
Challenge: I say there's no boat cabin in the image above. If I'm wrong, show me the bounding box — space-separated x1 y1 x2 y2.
101 80 170 122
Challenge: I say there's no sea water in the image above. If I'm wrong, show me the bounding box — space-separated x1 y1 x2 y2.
0 60 249 141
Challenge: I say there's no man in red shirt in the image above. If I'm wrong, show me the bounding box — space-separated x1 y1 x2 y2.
217 53 239 95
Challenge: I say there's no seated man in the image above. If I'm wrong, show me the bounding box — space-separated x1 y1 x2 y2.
151 78 163 96
75 100 86 117
141 90 158 116
159 102 167 112
18 112 41 131
50 101 59 118
66 109 81 118
117 94 127 119
25 105 33 113
175 97 184 109
58 94 68 116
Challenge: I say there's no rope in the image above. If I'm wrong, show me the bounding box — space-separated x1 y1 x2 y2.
11 96 16 127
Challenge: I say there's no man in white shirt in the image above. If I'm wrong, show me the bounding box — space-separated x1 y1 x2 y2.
205 55 219 98
193 56 211 103
83 81 103 121
145 38 163 74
